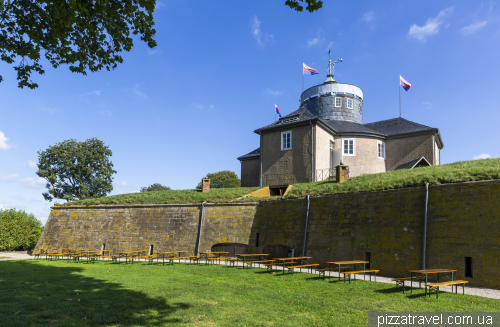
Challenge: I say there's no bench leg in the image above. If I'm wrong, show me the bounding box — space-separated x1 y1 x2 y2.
436 286 439 299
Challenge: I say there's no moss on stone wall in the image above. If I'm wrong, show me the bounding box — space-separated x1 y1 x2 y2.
36 180 500 289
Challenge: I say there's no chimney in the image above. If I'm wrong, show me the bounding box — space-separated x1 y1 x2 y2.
202 178 210 193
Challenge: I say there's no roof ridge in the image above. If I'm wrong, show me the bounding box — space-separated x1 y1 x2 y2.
365 117 433 129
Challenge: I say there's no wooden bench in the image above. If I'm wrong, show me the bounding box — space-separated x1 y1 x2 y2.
87 255 101 264
69 254 83 263
32 251 43 259
135 255 156 264
425 280 468 299
217 257 236 265
392 276 423 294
108 255 120 264
228 258 258 267
317 266 353 279
286 264 319 275
264 261 298 271
246 260 275 269
48 253 65 260
342 269 379 283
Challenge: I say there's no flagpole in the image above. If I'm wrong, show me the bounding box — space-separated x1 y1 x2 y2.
399 80 401 118
302 68 304 94
275 105 276 122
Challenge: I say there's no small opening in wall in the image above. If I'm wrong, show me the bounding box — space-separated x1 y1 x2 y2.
269 185 288 196
365 252 371 269
255 233 260 247
102 244 106 251
465 257 473 278
150 245 154 256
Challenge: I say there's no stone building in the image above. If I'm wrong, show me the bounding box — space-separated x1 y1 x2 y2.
237 58 444 187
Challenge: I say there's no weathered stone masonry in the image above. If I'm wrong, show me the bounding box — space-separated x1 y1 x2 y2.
35 180 500 289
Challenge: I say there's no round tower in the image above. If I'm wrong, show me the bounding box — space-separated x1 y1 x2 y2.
300 56 363 123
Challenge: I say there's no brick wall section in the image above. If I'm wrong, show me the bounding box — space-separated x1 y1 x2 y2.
35 180 500 289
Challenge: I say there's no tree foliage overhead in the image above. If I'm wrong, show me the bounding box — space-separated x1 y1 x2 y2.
36 137 117 201
285 0 323 13
196 170 240 190
140 183 172 192
0 208 43 251
0 0 157 89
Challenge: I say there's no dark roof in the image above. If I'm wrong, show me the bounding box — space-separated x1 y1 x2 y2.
395 157 431 170
323 120 384 135
237 148 260 161
251 108 443 147
364 118 437 136
254 107 316 133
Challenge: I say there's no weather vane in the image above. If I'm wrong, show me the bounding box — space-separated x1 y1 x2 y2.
327 45 342 77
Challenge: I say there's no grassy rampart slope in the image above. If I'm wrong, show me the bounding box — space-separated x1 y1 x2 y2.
64 158 500 206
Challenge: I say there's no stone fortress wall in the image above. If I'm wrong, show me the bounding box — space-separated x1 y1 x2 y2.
35 180 500 289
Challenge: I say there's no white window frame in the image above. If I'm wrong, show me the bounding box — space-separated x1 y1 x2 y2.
281 131 292 150
347 98 353 109
334 97 342 108
342 138 356 156
377 141 386 159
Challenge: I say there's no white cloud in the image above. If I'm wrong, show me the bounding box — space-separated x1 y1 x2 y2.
251 16 274 47
0 131 12 150
37 105 61 114
113 180 129 187
362 11 374 22
155 1 165 10
190 103 215 110
408 7 454 42
27 160 37 168
129 84 148 99
0 174 18 181
84 90 101 96
473 153 492 160
460 21 488 35
422 101 433 109
0 204 9 210
265 89 283 96
98 109 112 116
20 177 46 188
252 16 262 45
148 49 163 55
307 34 324 47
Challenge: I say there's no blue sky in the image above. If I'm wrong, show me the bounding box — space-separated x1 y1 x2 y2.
1 1 499 224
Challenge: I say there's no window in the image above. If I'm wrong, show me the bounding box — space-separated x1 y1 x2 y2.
358 103 363 114
281 131 292 150
377 141 385 159
465 257 473 278
365 252 371 269
347 98 353 109
335 97 342 107
343 138 355 156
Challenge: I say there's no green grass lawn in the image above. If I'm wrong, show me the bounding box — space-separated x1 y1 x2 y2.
62 158 500 207
0 260 498 326
66 187 261 206
286 158 500 198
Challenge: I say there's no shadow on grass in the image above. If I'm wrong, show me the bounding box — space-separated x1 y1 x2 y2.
374 287 406 294
0 260 188 326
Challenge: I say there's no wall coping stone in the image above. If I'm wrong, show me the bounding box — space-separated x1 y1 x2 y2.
50 179 500 210
51 202 259 210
